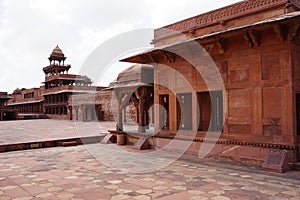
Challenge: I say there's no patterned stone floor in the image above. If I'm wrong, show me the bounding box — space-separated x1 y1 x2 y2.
0 120 115 145
0 144 299 200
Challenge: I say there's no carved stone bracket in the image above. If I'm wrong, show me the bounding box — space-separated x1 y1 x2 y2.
162 51 177 63
273 24 287 42
243 30 260 48
130 93 139 108
216 37 226 54
248 30 260 47
202 39 226 55
149 52 160 63
288 23 300 41
141 54 152 64
120 93 132 110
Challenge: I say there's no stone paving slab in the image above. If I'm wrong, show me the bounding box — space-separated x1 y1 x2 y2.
0 144 299 200
0 120 115 145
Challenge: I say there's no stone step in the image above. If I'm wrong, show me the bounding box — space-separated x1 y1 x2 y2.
0 135 104 153
288 162 300 171
61 141 78 147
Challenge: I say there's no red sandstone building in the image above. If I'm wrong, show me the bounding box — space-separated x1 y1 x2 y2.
9 87 45 119
8 46 106 120
0 92 17 121
120 0 300 168
42 46 105 120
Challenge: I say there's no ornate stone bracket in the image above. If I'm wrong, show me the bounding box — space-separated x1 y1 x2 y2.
130 93 139 108
149 52 160 63
141 54 152 64
243 30 260 48
273 24 287 42
288 23 300 41
216 37 226 54
162 51 177 63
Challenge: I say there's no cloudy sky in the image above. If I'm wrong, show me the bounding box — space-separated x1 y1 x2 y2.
0 0 240 93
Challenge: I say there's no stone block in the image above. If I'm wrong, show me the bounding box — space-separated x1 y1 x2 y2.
134 137 150 150
261 149 289 173
101 134 116 144
61 141 78 147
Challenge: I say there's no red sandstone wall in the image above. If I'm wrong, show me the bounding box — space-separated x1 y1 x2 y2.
154 21 296 145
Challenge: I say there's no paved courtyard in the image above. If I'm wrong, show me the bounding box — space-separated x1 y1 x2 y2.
0 119 299 199
0 144 299 200
0 120 115 145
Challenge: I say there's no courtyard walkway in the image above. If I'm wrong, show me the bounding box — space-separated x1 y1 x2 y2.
0 144 299 200
0 119 299 199
0 119 115 145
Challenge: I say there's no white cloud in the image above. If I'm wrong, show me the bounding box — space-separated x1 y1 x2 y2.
0 0 240 93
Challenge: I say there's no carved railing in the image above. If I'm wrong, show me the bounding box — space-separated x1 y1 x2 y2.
45 74 91 83
154 0 300 40
43 85 98 95
45 74 77 82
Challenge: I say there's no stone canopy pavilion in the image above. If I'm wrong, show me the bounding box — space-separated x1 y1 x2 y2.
110 64 154 135
8 46 106 120
120 0 300 169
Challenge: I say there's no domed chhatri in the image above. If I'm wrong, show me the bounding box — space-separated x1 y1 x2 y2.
48 45 66 64
52 45 64 55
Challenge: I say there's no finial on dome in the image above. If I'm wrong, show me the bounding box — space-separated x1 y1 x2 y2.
52 45 63 55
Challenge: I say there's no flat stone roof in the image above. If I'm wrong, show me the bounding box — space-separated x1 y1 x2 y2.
122 11 300 64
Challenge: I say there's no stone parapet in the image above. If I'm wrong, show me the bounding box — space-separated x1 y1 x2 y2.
154 0 300 45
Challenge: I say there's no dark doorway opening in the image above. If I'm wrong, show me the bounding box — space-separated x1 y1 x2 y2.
176 93 192 130
197 91 223 132
159 95 169 130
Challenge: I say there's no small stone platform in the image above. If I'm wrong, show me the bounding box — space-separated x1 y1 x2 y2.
0 119 115 152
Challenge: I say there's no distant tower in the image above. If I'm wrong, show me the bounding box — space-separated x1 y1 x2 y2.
42 45 94 119
43 45 71 84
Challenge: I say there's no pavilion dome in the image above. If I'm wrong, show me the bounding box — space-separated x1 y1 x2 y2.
51 45 63 55
48 45 66 61
116 64 154 87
